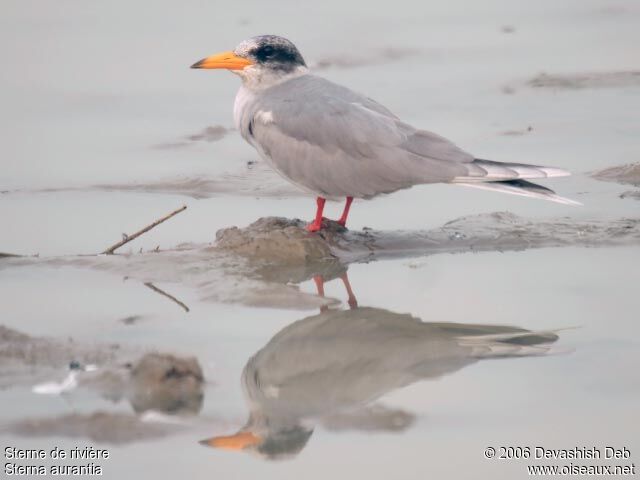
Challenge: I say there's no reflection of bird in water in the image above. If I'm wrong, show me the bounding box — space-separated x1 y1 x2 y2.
201 299 561 460
313 272 357 311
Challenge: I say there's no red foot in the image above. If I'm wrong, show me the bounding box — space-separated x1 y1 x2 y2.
313 275 329 312
306 221 323 232
313 275 325 296
340 272 358 309
306 196 354 231
307 197 326 232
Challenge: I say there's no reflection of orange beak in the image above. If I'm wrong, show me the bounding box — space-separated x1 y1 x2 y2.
190 51 254 70
199 431 262 451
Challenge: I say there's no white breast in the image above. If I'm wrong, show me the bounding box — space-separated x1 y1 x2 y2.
233 86 255 131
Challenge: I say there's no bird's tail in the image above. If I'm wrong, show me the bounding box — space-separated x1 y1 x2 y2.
453 159 581 205
457 328 567 359
456 179 581 205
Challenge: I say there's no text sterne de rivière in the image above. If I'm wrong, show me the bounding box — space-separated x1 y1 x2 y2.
5 447 109 460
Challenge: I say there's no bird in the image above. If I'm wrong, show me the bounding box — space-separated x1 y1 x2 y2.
192 35 577 232
199 306 561 460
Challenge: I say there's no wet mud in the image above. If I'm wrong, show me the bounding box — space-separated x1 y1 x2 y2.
153 125 231 150
94 173 300 199
620 191 640 201
4 212 639 312
2 0 640 475
0 325 122 389
527 71 640 90
4 412 182 445
1 326 209 443
310 47 423 71
591 163 640 188
27 164 302 200
215 213 640 265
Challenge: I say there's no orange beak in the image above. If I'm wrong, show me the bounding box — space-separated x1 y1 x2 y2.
190 51 254 70
199 431 262 451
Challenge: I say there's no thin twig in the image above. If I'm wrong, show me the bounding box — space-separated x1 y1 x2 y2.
144 282 190 312
102 205 187 254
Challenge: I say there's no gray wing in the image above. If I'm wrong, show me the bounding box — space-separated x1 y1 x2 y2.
245 75 473 198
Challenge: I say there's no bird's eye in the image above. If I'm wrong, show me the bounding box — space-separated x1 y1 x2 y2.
261 46 274 57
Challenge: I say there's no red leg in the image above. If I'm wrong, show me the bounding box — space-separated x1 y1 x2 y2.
337 197 353 227
306 197 326 232
313 275 325 297
340 272 358 309
313 275 329 312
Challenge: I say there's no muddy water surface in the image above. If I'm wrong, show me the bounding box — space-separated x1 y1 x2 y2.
1 0 639 478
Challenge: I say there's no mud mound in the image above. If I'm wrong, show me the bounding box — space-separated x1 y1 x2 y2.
3 213 639 311
216 212 640 264
592 163 640 187
4 412 178 444
216 217 339 263
129 353 204 415
528 71 640 90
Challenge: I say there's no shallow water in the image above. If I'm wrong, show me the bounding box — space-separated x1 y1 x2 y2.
1 0 639 478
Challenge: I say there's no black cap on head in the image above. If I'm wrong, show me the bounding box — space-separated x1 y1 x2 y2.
255 426 314 460
235 35 306 72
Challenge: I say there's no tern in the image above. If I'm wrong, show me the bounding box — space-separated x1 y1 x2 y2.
192 35 577 232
